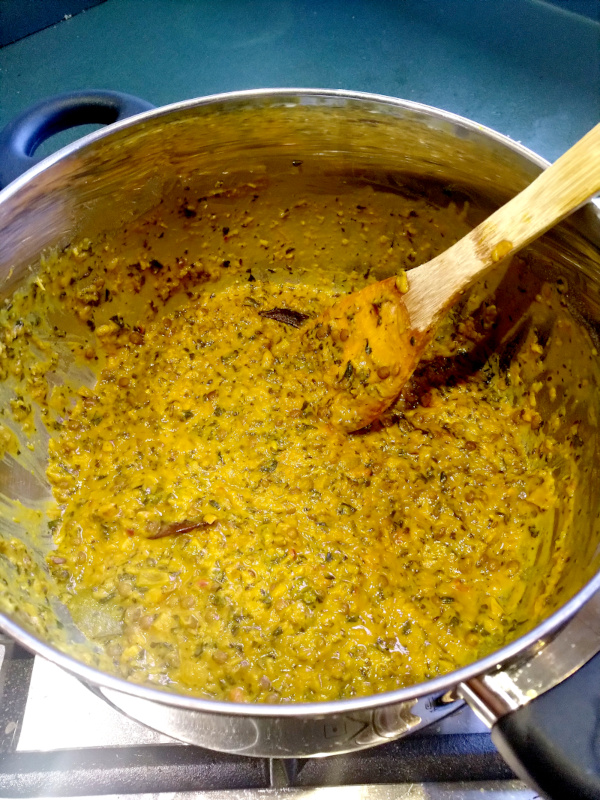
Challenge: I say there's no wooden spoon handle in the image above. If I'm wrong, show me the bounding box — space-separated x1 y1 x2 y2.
407 123 600 332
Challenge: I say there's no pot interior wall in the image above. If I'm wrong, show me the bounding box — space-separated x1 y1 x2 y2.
1 93 600 688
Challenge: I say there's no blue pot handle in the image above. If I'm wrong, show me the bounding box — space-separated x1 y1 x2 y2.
0 90 154 189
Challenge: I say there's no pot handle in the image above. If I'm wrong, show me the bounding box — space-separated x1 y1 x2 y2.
490 651 600 800
0 90 154 188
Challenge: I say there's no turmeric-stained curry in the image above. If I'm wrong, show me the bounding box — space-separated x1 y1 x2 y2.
0 175 579 702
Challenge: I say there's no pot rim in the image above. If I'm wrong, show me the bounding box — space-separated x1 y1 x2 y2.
0 87 553 202
1 86 599 718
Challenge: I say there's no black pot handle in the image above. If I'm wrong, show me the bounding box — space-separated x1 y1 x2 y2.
491 651 600 800
0 90 154 189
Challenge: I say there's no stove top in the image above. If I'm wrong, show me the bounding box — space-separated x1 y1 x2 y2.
0 637 537 799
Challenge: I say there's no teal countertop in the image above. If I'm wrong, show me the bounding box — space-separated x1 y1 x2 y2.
0 0 598 163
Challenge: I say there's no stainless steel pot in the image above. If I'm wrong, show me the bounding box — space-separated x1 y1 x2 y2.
1 89 600 800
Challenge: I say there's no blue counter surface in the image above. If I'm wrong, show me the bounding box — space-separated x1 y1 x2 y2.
0 0 598 164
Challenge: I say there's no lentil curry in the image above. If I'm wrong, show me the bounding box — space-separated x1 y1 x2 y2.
0 172 584 703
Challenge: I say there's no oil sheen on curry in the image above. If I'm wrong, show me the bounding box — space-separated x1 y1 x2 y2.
1 172 579 703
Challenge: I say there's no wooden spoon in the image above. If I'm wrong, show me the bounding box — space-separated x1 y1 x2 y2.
302 123 600 432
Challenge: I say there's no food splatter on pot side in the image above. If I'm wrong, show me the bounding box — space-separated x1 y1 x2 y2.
0 173 586 702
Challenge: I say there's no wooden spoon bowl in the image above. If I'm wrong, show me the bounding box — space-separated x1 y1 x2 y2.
305 123 600 432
